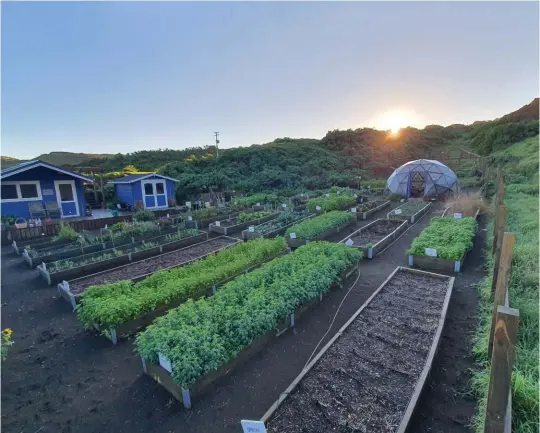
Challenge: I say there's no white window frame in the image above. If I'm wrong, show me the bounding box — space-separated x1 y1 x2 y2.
54 180 80 217
1 181 42 202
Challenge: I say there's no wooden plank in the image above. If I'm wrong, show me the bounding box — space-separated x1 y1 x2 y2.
484 306 519 433
492 171 505 253
488 233 515 359
491 205 508 294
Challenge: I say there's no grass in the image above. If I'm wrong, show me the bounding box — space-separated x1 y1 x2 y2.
470 135 539 433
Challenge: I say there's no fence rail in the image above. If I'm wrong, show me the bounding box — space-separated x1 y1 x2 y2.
484 172 519 433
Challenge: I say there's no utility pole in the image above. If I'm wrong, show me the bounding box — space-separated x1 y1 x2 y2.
214 132 220 159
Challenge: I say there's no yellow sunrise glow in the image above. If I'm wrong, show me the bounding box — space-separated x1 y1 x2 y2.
373 109 423 135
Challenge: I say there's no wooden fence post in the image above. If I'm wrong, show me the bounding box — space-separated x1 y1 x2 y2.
484 306 519 433
488 233 515 359
491 205 508 294
492 170 505 253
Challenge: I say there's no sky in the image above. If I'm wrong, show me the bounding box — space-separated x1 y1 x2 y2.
1 1 539 159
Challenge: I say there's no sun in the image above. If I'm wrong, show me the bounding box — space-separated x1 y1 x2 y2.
373 109 417 135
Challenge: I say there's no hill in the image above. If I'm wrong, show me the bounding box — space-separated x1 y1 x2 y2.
0 152 111 170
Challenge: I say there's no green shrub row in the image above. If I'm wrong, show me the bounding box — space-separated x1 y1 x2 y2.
306 194 356 212
75 238 287 329
135 241 363 388
231 194 267 208
407 217 477 260
285 211 355 240
237 211 272 223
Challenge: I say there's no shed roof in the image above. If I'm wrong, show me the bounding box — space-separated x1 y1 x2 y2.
107 173 178 184
0 160 93 182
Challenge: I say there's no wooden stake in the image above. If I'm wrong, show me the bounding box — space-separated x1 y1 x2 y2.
491 205 508 294
484 306 519 433
488 233 515 359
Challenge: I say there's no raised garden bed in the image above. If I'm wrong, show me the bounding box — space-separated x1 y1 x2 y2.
285 211 356 248
12 236 72 255
209 212 279 235
137 242 362 408
340 218 408 258
57 236 240 309
307 194 357 214
262 266 454 433
38 230 207 285
75 238 288 344
407 215 478 273
387 200 432 224
241 211 313 241
354 200 391 220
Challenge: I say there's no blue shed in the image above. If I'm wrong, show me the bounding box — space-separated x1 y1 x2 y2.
108 173 178 209
1 160 93 219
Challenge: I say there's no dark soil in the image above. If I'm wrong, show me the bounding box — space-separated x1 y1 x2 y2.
266 270 450 433
68 237 237 295
347 219 403 246
216 218 238 227
0 203 481 433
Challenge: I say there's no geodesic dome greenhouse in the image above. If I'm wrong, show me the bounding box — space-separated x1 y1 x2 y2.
386 159 459 198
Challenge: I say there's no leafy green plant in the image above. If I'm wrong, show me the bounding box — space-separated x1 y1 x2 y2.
1 215 17 226
249 211 310 237
1 328 13 361
306 194 356 212
76 238 287 329
407 217 477 260
193 207 219 220
231 194 267 209
356 200 387 212
164 229 200 242
285 211 355 240
237 211 272 223
135 241 362 388
133 209 156 222
388 193 404 201
53 224 79 242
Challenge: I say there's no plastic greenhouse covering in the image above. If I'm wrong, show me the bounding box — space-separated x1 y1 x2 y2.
386 159 459 198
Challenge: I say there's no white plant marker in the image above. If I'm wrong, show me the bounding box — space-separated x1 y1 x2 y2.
188 216 193 221
354 194 358 198
394 209 402 215
282 203 287 208
351 207 357 213
316 206 321 211
425 248 437 257
248 226 255 232
215 221 221 227
289 233 297 239
241 420 267 433
326 193 330 197
453 213 463 219
256 203 260 206
345 239 354 246
185 201 191 207
400 199 405 203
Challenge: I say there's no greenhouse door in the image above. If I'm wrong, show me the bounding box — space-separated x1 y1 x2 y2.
408 172 426 198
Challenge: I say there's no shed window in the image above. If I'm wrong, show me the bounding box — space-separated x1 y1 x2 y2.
20 183 39 199
156 183 165 194
1 184 18 200
144 183 154 195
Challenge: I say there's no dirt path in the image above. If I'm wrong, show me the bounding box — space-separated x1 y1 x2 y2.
1 204 480 433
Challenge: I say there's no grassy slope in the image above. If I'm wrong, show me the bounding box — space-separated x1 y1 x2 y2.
471 135 539 433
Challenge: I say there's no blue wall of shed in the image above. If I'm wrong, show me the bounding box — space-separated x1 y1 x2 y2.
1 166 87 219
114 184 134 207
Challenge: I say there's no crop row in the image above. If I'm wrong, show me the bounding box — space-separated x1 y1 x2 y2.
231 194 268 209
75 238 287 329
306 194 356 212
248 211 311 236
286 211 355 240
136 241 362 388
407 217 477 260
237 211 272 223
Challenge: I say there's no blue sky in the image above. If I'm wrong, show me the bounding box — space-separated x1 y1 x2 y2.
2 1 539 159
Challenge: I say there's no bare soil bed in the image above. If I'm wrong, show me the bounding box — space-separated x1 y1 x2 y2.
347 219 402 246
265 269 450 433
68 237 236 295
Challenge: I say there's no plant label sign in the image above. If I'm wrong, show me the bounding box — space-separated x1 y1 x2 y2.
400 199 405 203
454 213 463 219
282 203 287 208
425 248 437 257
215 221 221 227
256 203 260 206
394 209 402 215
289 232 297 239
158 352 172 373
337 191 340 195
248 226 255 232
345 239 354 246
351 207 357 213
187 216 193 221
354 194 358 198
205 202 211 208
316 206 321 211
185 201 191 207
326 193 330 197
241 420 267 433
